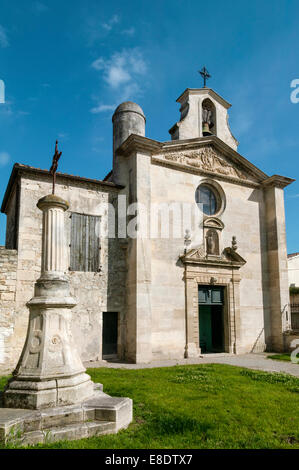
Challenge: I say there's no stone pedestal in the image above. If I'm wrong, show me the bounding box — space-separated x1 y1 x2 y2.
4 195 94 409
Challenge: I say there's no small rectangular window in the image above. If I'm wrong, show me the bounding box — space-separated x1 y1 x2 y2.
70 213 100 272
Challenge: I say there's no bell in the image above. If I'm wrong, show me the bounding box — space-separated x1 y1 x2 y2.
202 121 212 136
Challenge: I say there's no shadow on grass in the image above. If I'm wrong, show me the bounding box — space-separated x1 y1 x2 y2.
146 412 212 438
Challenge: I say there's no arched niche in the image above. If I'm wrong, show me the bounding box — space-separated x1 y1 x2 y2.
203 217 224 257
201 98 216 137
206 229 220 256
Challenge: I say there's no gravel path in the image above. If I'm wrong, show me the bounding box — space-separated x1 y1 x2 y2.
84 353 299 377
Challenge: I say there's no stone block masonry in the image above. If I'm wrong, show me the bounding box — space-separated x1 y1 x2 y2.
0 247 17 373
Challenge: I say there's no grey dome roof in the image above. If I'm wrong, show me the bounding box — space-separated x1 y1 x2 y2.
112 101 145 120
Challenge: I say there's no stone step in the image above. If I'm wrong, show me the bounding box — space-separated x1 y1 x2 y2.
0 388 133 446
21 420 116 446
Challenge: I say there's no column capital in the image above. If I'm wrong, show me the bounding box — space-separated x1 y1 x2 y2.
37 194 69 212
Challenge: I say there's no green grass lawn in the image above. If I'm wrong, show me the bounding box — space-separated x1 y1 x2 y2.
0 364 299 449
267 353 298 363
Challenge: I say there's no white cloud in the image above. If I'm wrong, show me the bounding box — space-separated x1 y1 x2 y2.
122 27 135 36
85 14 120 45
91 104 116 114
0 152 10 167
102 15 120 32
91 48 147 113
91 58 105 71
92 48 147 90
107 65 131 88
287 193 299 199
0 25 9 48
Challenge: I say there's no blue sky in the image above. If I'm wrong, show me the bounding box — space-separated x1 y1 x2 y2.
0 0 298 251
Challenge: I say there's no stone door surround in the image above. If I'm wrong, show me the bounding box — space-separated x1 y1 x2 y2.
181 246 246 357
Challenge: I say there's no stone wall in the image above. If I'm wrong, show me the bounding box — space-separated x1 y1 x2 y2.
288 256 299 287
0 247 17 373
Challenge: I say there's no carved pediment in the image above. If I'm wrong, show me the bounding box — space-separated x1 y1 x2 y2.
186 247 206 259
165 145 246 179
154 144 258 184
203 217 224 230
181 244 246 269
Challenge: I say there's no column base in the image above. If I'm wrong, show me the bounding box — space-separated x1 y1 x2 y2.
4 373 94 410
184 342 201 358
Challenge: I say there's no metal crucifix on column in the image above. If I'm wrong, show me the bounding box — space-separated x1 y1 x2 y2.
49 140 62 195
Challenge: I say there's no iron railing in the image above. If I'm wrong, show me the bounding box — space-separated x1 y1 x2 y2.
290 304 299 330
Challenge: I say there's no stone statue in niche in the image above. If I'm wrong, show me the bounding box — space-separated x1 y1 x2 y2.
206 229 219 255
202 99 215 136
202 107 213 126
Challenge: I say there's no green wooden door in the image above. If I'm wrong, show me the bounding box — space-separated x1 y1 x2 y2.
199 305 212 352
198 286 224 353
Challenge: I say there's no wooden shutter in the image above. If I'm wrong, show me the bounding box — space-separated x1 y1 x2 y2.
70 213 100 272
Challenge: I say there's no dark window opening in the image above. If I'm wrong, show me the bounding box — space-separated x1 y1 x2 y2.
102 312 118 358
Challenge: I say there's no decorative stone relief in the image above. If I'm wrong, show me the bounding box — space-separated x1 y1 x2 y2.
161 145 247 180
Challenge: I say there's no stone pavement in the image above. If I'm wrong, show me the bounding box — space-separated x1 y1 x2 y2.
84 353 299 378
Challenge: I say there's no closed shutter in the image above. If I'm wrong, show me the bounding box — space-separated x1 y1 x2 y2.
70 213 100 272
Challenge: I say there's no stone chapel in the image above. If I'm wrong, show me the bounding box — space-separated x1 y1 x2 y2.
0 85 297 373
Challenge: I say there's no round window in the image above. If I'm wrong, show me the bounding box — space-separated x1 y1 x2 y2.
195 184 218 215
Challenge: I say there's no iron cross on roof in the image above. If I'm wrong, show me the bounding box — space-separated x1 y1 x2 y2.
199 66 211 88
49 140 62 195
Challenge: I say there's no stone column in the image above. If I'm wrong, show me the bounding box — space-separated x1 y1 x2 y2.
40 197 67 276
4 195 94 410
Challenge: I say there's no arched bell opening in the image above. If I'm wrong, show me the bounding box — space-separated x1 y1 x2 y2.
202 98 216 137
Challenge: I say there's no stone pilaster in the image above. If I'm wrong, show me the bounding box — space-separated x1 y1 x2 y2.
230 274 242 354
264 178 291 352
184 274 201 358
126 151 152 363
4 195 94 409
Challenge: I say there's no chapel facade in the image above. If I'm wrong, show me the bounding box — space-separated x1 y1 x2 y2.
0 86 297 373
